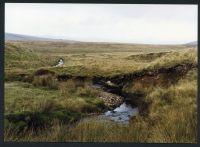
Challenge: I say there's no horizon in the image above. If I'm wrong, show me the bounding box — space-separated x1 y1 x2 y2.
5 4 198 44
5 32 197 45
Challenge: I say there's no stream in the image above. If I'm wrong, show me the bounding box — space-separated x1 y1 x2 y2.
99 102 139 123
92 83 139 123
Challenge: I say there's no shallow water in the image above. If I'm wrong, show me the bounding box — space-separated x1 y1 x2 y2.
92 83 139 123
92 84 102 89
99 102 139 123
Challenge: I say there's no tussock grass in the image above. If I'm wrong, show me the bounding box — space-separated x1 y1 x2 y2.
4 82 61 114
5 41 196 78
4 79 105 136
146 48 197 69
5 43 42 69
4 41 197 142
63 69 197 143
6 41 187 54
32 74 58 89
4 68 197 142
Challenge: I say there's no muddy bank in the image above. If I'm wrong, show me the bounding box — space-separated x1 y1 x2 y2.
92 63 197 87
92 63 197 116
34 63 197 113
33 63 197 116
5 63 197 132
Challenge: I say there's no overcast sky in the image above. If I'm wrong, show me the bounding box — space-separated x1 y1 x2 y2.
5 3 198 44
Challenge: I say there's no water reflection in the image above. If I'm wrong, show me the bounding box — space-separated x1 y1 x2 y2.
100 102 139 123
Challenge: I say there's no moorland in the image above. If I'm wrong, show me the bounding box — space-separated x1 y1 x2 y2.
4 41 197 143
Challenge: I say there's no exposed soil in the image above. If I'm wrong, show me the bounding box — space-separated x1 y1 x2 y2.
93 63 196 87
5 63 197 133
92 63 197 116
33 63 197 116
34 69 55 76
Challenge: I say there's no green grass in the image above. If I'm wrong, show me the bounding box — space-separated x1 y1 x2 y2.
4 80 105 135
5 42 197 78
5 80 105 115
5 82 61 114
6 41 187 54
5 68 196 142
5 43 43 69
4 41 197 142
68 69 196 143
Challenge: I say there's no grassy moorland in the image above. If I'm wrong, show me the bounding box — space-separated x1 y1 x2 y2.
4 41 197 143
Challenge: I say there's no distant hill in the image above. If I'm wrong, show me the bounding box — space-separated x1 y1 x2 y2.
185 41 198 47
5 33 198 47
5 33 80 43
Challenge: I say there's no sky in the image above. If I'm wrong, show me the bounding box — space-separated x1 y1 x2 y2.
5 3 198 44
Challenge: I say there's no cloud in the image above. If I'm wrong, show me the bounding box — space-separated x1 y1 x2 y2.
5 4 198 44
